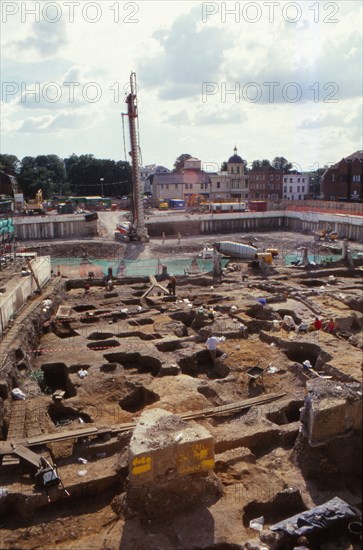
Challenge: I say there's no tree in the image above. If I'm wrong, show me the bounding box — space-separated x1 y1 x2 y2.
272 156 292 172
18 155 66 198
0 154 20 175
65 154 132 197
173 153 192 173
251 159 270 170
221 161 227 171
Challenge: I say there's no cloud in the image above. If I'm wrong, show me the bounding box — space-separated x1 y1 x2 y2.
163 104 248 127
11 19 67 58
16 111 96 133
137 7 234 99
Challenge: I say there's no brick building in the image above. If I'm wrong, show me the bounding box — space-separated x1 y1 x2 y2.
321 150 363 201
249 167 283 199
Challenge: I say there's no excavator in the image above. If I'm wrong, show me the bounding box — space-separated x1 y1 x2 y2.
25 189 46 216
187 194 207 209
314 226 339 242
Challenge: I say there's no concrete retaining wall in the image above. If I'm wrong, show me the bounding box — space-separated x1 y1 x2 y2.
0 256 51 335
146 210 363 242
14 214 98 240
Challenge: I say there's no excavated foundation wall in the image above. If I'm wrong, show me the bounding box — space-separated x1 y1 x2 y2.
14 215 98 240
0 257 51 336
146 211 363 241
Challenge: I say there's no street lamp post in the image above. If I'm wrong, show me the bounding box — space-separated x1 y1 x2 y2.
100 178 104 197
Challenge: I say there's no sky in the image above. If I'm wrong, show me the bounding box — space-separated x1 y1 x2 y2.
1 0 362 172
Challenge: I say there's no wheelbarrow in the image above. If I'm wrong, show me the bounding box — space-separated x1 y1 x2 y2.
246 365 265 385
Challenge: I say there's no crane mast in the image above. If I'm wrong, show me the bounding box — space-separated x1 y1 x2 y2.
125 72 149 242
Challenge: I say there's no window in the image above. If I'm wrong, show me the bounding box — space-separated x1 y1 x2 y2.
284 186 287 192
298 195 301 200
161 184 164 189
217 182 220 188
353 175 361 182
302 178 305 182
276 175 280 180
297 186 300 192
297 178 300 183
270 175 274 181
166 184 169 189
302 186 305 192
332 174 335 182
237 166 240 174
276 184 279 190
284 177 287 183
289 178 293 183
289 186 292 193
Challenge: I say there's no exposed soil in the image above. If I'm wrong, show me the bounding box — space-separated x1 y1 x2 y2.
0 227 362 550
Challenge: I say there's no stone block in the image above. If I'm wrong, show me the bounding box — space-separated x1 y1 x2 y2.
302 379 362 445
129 408 214 486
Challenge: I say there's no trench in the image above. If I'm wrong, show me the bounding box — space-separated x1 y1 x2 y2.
87 340 120 350
87 332 115 340
117 331 163 341
103 352 162 376
128 318 154 326
73 305 97 313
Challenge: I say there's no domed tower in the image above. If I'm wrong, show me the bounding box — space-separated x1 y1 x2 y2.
226 146 248 200
227 146 244 175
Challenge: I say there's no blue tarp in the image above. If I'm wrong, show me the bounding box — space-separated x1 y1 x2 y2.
270 497 360 538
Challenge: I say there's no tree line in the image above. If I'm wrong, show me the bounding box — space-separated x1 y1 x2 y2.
0 153 132 199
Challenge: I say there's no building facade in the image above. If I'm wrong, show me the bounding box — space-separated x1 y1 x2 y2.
140 164 170 194
151 157 211 204
209 147 249 202
283 172 308 200
321 151 363 201
248 167 283 199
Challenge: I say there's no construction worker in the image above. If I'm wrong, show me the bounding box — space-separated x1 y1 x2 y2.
205 334 222 365
166 275 176 295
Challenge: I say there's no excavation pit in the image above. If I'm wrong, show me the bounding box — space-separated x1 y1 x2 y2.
104 352 162 376
41 363 76 397
266 401 303 425
87 332 115 340
73 305 97 313
116 331 163 341
119 386 160 413
87 340 120 350
283 345 320 368
300 279 326 287
48 403 92 427
128 318 154 326
53 324 79 339
242 488 306 527
155 340 184 352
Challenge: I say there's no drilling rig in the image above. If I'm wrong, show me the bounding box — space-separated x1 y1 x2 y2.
121 72 149 242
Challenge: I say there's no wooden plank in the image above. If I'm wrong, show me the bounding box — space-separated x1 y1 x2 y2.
27 426 98 445
12 444 42 468
1 393 286 455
